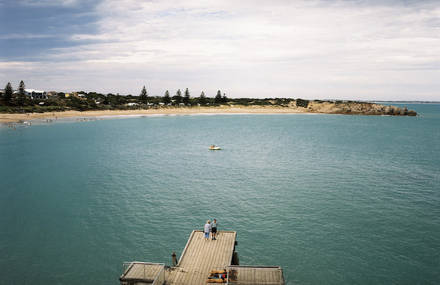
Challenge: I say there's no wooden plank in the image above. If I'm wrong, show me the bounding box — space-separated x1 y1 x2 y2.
166 230 236 285
177 230 196 266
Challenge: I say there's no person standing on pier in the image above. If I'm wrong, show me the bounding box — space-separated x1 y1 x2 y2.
204 220 211 240
211 219 218 240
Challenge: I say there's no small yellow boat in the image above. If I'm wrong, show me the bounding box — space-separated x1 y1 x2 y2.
209 145 221 150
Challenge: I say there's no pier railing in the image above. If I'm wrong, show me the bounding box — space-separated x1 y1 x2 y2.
152 265 165 285
120 262 165 285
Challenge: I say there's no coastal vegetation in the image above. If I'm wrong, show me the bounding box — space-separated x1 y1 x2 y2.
0 81 416 116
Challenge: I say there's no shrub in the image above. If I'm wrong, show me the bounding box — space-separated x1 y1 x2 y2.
296 98 309 108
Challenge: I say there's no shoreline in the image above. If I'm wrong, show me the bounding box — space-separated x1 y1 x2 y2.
0 107 308 123
0 103 417 124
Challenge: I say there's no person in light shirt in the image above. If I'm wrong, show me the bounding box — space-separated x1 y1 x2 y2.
204 220 211 240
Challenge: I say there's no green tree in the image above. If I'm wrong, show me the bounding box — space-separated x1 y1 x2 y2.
214 90 222 104
163 90 171 104
222 93 227 103
199 91 206 105
15 80 27 106
173 89 182 104
4 82 13 105
296 98 309 108
140 85 148 103
87 98 98 109
106 94 119 107
18 80 25 95
183 88 190 105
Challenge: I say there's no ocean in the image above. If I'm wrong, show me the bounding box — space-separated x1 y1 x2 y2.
0 104 439 284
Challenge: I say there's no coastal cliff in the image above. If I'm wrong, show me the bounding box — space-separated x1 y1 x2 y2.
288 100 417 116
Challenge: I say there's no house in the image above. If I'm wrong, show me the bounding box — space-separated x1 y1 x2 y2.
127 102 138 107
46 91 58 97
65 92 80 98
25 89 47 99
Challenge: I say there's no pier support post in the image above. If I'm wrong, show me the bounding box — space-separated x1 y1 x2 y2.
172 252 177 266
232 251 239 265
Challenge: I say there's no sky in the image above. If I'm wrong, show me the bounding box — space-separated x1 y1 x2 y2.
0 0 439 100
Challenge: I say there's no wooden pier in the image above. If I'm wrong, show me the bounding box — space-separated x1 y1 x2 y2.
120 230 285 285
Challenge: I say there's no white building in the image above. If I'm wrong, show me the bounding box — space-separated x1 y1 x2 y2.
24 89 47 99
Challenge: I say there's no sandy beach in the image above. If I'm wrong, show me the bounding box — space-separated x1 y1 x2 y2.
0 106 306 123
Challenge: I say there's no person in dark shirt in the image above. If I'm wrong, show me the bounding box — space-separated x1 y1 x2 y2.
211 219 218 240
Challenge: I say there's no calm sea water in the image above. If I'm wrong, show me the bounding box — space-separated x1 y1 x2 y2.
1 104 439 284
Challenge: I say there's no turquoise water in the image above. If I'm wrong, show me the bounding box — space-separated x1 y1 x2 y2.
1 104 439 284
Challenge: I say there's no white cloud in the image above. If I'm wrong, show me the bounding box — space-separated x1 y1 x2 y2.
0 33 55 40
18 0 79 7
2 0 440 100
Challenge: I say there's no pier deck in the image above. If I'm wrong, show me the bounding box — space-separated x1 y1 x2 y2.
120 229 285 285
166 230 237 285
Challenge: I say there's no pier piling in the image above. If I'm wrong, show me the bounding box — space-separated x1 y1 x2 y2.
171 252 177 266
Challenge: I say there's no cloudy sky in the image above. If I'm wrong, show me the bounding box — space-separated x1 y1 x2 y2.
0 0 439 100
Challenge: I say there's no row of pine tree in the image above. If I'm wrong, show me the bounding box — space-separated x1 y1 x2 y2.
0 81 229 108
139 86 227 104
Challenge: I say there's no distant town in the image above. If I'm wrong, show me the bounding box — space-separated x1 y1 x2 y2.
0 80 295 112
0 80 319 113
